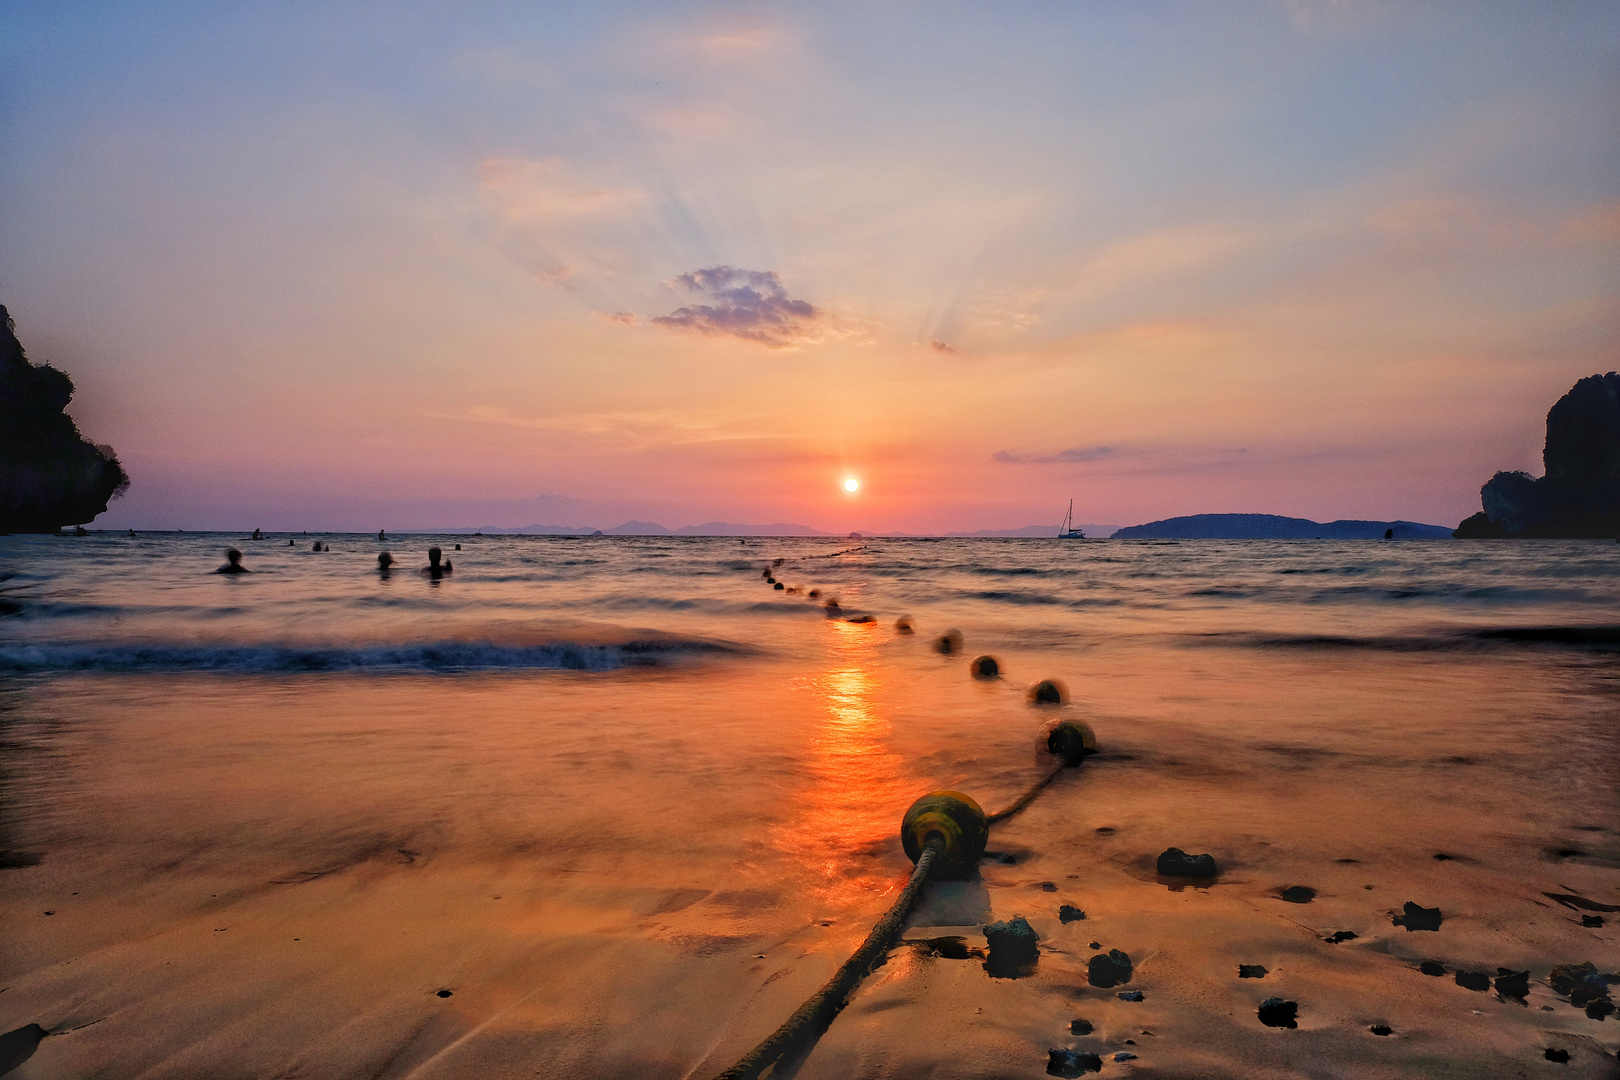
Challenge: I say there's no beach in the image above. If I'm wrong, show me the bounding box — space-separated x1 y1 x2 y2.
1 534 1617 1078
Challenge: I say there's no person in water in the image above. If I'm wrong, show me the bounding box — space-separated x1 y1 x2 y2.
216 548 249 574
422 546 453 577
377 551 394 574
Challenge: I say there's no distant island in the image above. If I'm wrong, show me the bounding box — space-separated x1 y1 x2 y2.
1112 514 1453 540
1454 372 1619 538
1 305 129 533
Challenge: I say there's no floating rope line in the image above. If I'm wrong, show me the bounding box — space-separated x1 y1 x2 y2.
707 720 1097 1080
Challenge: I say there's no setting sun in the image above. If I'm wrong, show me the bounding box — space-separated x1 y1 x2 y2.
843 478 860 493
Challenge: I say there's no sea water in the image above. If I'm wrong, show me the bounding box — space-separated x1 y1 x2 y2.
1 533 1617 1077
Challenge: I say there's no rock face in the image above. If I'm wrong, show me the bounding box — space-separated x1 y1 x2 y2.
0 307 128 532
1455 373 1620 538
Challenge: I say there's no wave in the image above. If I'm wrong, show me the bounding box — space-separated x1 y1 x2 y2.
0 636 748 675
1186 625 1620 653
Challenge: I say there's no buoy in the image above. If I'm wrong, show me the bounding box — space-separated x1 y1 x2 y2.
773 582 784 590
894 616 914 635
970 655 1000 679
901 791 988 879
936 629 963 655
1046 720 1098 766
1029 679 1066 705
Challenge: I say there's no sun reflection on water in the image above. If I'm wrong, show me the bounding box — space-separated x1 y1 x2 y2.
777 619 915 905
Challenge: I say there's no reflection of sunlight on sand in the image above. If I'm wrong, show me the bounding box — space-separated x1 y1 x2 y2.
776 620 914 906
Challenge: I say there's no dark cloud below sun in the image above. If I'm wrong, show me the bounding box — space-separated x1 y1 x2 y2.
994 446 1116 464
650 267 821 348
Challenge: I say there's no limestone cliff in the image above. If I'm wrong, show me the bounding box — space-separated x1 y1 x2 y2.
1455 373 1620 538
0 306 130 532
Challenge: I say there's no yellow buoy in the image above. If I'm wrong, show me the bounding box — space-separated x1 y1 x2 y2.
1046 720 1098 766
901 791 988 879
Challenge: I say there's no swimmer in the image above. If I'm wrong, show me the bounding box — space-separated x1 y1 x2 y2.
377 551 394 573
378 529 387 542
252 528 263 540
215 548 249 574
128 528 136 537
422 546 452 576
288 539 295 546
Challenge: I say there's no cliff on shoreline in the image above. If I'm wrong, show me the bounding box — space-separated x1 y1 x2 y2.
0 305 129 533
1455 373 1620 539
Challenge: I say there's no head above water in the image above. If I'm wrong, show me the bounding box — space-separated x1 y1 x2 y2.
225 548 242 566
428 546 442 566
377 552 393 570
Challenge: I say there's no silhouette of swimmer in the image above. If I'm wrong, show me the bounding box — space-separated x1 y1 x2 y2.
1385 528 1394 540
377 551 394 573
215 548 249 574
252 528 263 540
378 529 387 541
128 528 136 537
422 546 453 577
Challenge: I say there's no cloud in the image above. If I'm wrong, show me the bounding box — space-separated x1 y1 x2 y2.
650 266 823 348
928 339 955 353
478 158 645 221
534 266 576 286
597 310 637 325
994 446 1117 464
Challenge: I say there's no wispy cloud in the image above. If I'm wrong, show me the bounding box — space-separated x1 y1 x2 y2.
994 446 1118 464
478 158 645 221
596 310 637 325
928 339 955 353
651 266 824 348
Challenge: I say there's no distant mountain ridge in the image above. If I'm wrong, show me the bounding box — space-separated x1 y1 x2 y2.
1111 514 1453 540
453 521 1118 537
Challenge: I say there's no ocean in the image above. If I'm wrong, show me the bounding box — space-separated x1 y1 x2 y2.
1 533 1617 1077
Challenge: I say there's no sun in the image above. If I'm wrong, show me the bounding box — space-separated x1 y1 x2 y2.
843 477 860 493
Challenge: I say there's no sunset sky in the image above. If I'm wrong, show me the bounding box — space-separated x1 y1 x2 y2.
3 2 1617 533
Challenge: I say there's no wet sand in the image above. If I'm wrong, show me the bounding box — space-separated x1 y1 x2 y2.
3 613 1618 1078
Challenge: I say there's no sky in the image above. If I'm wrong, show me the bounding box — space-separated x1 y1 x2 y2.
2 1 1617 533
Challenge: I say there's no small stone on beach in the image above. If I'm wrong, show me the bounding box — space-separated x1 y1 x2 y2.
1118 990 1144 1001
1156 847 1217 878
1495 968 1530 1003
1325 931 1357 943
1059 904 1086 922
1581 914 1605 927
1545 1048 1569 1063
1420 960 1446 976
1370 1024 1392 1036
1238 965 1268 978
436 989 452 998
1087 948 1133 988
1070 1018 1092 1035
1279 885 1315 903
1257 998 1298 1028
1455 970 1490 992
1114 1051 1137 1061
1393 901 1443 931
1046 1048 1102 1076
1040 881 1057 892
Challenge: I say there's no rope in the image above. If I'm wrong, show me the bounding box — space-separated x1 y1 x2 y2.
708 837 943 1080
985 763 1065 825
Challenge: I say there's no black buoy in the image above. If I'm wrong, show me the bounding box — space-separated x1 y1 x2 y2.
936 629 963 654
773 582 784 590
969 655 1000 679
1029 679 1066 704
1046 720 1097 766
894 616 914 635
901 790 988 879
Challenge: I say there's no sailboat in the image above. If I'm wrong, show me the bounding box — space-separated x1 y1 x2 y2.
1058 500 1086 539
